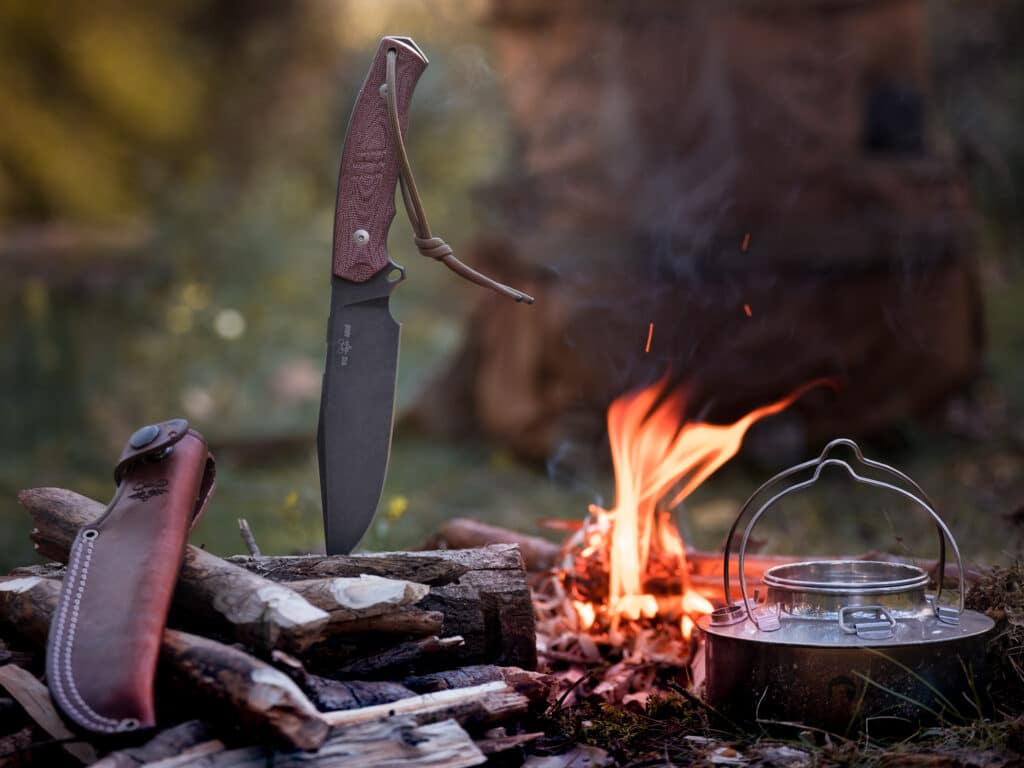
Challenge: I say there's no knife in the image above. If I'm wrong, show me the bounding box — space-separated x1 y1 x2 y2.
318 37 427 555
319 37 533 555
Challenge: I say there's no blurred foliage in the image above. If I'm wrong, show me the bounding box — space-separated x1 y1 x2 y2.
1 1 1024 572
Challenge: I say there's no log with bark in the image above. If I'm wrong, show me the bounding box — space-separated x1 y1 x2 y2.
0 575 330 751
20 488 537 671
228 545 537 670
20 488 331 655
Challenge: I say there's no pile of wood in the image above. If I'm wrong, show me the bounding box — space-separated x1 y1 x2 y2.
0 489 551 767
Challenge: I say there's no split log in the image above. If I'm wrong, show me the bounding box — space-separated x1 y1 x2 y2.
0 576 329 751
90 720 215 768
322 680 530 729
133 718 485 768
285 574 429 618
232 546 538 670
20 488 331 654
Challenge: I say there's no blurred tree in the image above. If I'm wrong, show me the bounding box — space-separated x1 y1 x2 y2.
0 0 334 224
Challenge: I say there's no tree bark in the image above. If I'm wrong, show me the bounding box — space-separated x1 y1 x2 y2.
0 576 329 751
231 546 538 670
270 651 416 711
19 488 326 654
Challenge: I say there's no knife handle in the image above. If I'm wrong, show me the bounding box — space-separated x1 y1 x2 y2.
333 37 428 282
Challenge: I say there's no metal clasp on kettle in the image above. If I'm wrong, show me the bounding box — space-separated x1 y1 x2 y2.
839 604 897 640
720 439 965 632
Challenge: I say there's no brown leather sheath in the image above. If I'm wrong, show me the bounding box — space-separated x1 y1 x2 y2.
46 418 215 733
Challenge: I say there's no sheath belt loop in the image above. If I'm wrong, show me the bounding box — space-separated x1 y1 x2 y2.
384 48 535 305
46 418 215 734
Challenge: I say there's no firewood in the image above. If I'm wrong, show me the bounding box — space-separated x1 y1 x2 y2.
270 651 415 711
8 563 438 634
19 488 330 654
0 663 98 764
0 576 329 751
403 664 554 702
90 720 215 768
324 607 444 636
285 574 430 618
158 630 328 751
132 718 485 768
321 680 530 728
231 545 538 670
317 635 466 679
420 518 561 571
230 552 470 586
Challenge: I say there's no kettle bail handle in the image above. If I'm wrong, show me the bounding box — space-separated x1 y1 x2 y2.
722 438 964 630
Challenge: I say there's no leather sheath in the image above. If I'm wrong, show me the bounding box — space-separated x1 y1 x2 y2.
46 418 215 733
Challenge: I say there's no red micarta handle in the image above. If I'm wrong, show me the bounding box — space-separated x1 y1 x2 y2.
332 37 428 281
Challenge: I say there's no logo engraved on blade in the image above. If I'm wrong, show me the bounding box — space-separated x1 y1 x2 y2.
335 323 353 366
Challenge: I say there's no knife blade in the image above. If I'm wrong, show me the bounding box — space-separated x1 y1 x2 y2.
318 37 428 554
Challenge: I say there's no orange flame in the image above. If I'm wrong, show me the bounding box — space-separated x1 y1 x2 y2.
581 378 826 637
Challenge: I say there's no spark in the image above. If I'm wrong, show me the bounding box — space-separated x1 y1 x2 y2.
743 303 752 317
644 322 654 353
741 232 751 252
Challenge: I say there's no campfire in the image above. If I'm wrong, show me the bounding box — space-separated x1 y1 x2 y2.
535 377 824 703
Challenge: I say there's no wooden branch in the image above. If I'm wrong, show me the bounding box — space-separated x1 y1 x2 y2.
420 518 561 571
232 546 537 671
237 518 261 558
134 718 485 768
0 576 328 751
0 663 98 764
19 488 330 654
322 680 529 729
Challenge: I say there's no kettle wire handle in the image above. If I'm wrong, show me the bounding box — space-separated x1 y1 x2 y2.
721 439 962 629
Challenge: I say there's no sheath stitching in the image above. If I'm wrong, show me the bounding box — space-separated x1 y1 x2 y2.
50 532 130 733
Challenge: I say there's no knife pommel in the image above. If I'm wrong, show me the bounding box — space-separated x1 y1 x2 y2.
332 37 429 282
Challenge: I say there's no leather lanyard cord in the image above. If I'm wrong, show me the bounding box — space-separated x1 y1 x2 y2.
385 49 534 304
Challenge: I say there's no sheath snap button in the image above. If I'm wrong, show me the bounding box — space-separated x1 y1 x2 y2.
129 424 160 449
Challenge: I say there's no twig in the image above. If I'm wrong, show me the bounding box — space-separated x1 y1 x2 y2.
237 518 261 558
